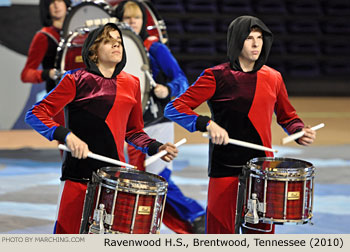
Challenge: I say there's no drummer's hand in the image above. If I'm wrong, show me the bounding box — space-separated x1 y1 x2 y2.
49 68 57 80
154 84 169 99
65 133 90 159
298 126 316 146
158 142 178 162
206 121 229 145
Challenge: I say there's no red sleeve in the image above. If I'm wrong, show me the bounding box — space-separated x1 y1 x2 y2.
125 78 161 155
125 78 145 137
21 32 48 83
26 73 76 141
275 73 304 134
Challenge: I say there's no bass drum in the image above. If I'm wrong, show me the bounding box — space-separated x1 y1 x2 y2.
108 0 168 44
55 25 151 111
62 1 112 38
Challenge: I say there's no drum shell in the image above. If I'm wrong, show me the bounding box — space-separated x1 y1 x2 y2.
245 157 315 223
88 166 167 234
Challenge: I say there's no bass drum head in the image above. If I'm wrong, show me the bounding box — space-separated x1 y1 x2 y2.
121 28 150 110
62 2 111 38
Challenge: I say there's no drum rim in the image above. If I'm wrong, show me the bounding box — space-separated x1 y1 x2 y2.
97 166 167 186
247 157 315 176
62 1 112 38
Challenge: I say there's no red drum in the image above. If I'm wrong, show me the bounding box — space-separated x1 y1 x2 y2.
81 167 168 234
243 157 315 229
109 0 169 43
142 0 168 44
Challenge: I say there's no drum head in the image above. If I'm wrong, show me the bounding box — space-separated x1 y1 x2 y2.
97 166 167 190
63 2 111 38
121 28 150 109
248 157 314 177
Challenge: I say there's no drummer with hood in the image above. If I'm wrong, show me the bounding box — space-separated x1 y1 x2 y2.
25 23 178 234
165 16 316 234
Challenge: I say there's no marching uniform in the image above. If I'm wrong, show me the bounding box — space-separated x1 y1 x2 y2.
25 23 163 234
115 0 206 234
164 16 305 233
21 0 72 130
21 26 60 93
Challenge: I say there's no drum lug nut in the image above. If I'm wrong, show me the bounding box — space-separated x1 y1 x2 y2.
245 193 260 224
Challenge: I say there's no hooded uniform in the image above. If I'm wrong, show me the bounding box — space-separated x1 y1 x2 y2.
25 23 162 233
21 0 71 128
21 0 71 93
164 16 304 233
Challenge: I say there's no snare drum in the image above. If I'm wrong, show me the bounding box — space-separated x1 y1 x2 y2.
80 167 168 234
243 157 315 226
55 25 151 110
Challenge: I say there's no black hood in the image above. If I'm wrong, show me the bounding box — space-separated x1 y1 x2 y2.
40 0 71 27
114 0 149 41
81 23 127 78
227 16 273 73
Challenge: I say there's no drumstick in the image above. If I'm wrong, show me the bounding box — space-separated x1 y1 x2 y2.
281 123 325 145
202 133 278 153
144 138 187 167
141 64 157 88
58 144 136 169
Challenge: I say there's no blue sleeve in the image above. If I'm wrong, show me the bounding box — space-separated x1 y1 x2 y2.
25 70 77 142
164 69 216 133
149 42 188 96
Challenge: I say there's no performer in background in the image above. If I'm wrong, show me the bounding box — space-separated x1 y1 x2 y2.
25 23 178 234
115 0 206 234
21 0 71 128
164 15 316 234
21 0 70 93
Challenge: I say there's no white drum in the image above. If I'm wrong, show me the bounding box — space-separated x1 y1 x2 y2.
62 1 112 38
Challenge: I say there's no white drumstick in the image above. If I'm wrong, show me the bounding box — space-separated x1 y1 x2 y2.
144 138 187 167
202 133 278 153
58 144 136 169
281 123 325 145
141 64 157 88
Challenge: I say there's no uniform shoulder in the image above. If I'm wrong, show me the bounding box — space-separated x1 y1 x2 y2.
261 65 282 76
211 62 230 71
119 71 140 83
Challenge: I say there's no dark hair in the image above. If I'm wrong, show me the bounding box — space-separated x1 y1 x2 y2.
40 0 71 27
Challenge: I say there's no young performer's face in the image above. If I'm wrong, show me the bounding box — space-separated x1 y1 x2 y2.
239 29 263 65
122 6 143 35
49 0 67 21
97 30 123 66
